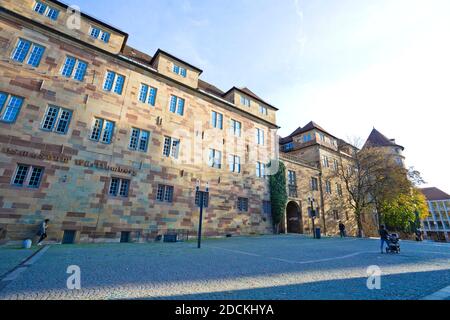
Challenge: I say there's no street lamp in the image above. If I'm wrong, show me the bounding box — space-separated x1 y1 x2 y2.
308 197 317 239
195 180 209 249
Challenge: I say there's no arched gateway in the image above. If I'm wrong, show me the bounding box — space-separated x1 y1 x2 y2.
286 201 303 234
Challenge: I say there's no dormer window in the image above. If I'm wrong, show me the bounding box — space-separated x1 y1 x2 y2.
173 64 187 78
319 133 325 142
90 27 101 39
33 1 60 20
303 133 312 143
241 96 250 107
259 105 268 115
33 2 47 14
46 7 60 20
89 26 110 43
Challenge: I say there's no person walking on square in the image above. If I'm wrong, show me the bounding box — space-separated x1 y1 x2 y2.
379 225 390 254
37 219 49 246
339 221 346 238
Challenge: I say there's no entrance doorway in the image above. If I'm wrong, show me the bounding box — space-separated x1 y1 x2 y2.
286 201 303 234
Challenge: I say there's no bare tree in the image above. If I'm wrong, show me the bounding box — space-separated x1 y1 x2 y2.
333 140 389 237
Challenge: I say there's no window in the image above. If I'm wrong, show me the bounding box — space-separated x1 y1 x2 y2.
311 177 319 191
173 64 187 77
209 149 222 169
11 39 45 67
33 2 59 20
259 105 268 115
284 143 294 152
322 156 330 168
33 2 47 14
263 201 272 215
157 185 174 203
333 159 339 171
90 27 101 39
138 84 157 106
256 128 265 146
109 178 130 197
103 71 125 95
325 180 332 194
333 210 339 220
90 118 115 144
61 56 88 81
337 184 343 197
240 96 250 107
256 162 266 178
228 155 241 173
230 119 241 137
169 95 185 116
0 92 24 123
41 106 72 134
100 31 110 43
163 137 180 159
303 133 312 143
288 171 297 197
46 7 60 20
211 111 223 129
237 197 249 212
12 164 44 188
89 27 111 43
319 133 325 142
129 128 150 152
288 171 297 186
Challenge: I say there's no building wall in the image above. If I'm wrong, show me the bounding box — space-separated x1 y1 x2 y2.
281 131 379 237
1 0 127 55
281 155 320 235
423 200 450 242
0 9 276 243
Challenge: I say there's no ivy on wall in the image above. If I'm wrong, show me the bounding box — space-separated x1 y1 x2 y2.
269 161 288 233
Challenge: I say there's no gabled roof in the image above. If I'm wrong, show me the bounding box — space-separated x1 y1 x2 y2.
222 87 279 111
149 49 204 74
198 79 225 97
122 46 152 65
420 187 450 201
363 128 404 150
280 121 338 144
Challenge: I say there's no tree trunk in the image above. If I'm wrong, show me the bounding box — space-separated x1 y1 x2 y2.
356 210 363 238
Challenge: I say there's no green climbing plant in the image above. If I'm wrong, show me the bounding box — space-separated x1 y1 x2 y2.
269 161 288 234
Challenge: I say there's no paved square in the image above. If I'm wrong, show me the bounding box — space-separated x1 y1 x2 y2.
0 235 449 300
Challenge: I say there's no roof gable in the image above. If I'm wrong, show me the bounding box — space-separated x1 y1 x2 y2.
364 128 404 150
420 187 450 201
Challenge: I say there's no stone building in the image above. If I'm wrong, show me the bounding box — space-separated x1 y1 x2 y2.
279 124 406 237
420 187 450 242
0 0 279 243
279 121 363 237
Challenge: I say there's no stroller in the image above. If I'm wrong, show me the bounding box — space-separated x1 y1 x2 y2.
385 233 401 254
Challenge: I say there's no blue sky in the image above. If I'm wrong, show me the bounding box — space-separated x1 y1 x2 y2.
68 0 450 192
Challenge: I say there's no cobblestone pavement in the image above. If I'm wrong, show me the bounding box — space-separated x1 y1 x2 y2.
0 246 37 278
0 235 449 300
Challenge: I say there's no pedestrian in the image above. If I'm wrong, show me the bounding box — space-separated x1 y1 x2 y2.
379 225 390 254
339 221 346 238
37 219 49 246
415 229 423 242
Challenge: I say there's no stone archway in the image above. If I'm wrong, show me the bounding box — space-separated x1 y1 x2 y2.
286 201 303 234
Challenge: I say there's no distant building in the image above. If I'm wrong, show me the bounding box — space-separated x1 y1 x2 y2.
420 187 450 242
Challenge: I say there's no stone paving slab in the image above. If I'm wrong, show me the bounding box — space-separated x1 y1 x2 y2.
0 235 449 300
